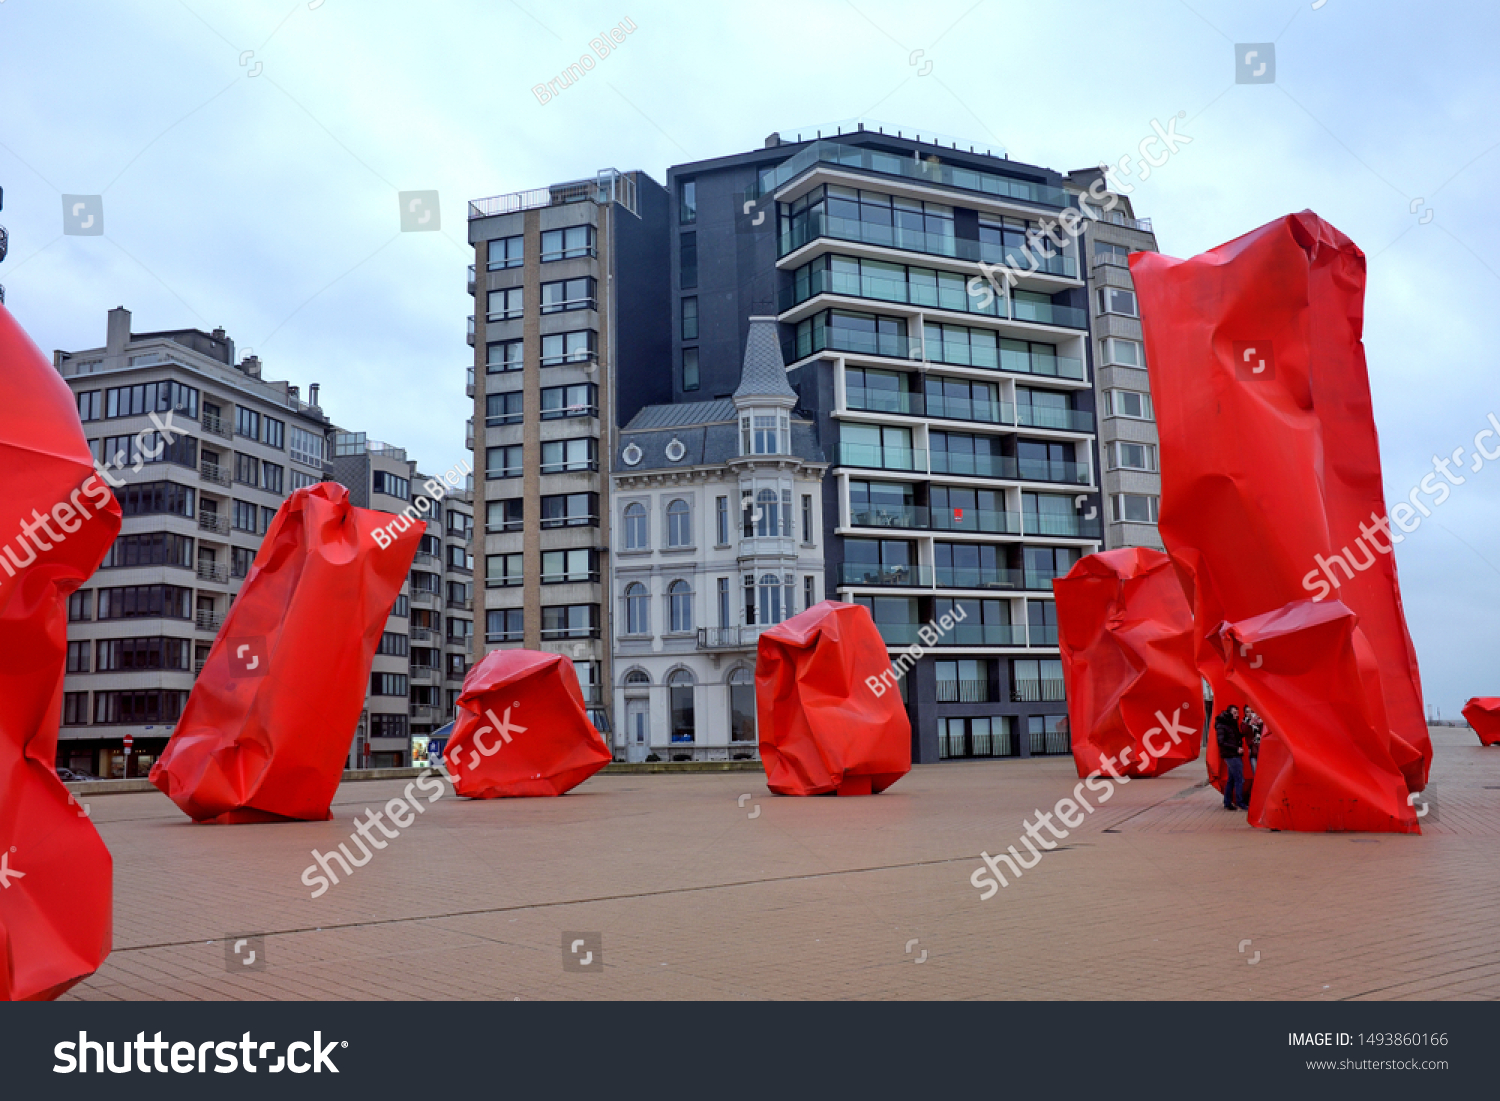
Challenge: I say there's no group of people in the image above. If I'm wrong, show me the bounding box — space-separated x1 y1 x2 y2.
1213 704 1265 811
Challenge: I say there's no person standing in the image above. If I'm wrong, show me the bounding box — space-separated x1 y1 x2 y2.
1214 705 1246 811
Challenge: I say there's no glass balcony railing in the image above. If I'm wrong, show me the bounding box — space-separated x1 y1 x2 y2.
923 339 1087 379
1010 298 1087 328
999 348 1086 378
929 508 1021 535
1016 458 1091 485
933 566 1023 589
1024 513 1104 539
846 385 922 416
850 505 928 530
1016 405 1094 432
944 623 1027 646
838 441 925 471
839 563 932 587
1024 570 1064 591
926 395 1013 424
930 451 1015 478
1029 625 1060 646
872 622 922 646
978 243 1077 278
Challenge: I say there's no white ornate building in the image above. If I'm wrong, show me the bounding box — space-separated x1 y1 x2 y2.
611 317 826 760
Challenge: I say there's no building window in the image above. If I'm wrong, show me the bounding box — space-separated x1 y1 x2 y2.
370 672 409 696
232 500 258 532
487 287 523 321
260 506 277 534
623 502 648 549
801 494 813 543
117 481 194 519
289 424 324 467
486 445 523 480
486 608 523 643
668 669 695 742
376 632 409 657
1109 441 1157 472
487 339 523 373
100 431 196 469
681 297 698 341
542 548 597 584
234 452 259 486
540 437 597 474
66 640 90 673
680 231 697 289
97 585 192 620
758 572 793 625
235 408 260 440
1097 287 1138 317
63 692 90 726
1027 714 1071 756
1103 337 1144 367
624 582 649 635
666 499 691 547
487 498 524 532
541 225 595 261
540 277 596 313
935 659 990 703
1013 658 1065 702
667 580 693 632
371 471 410 500
488 235 523 270
718 577 731 628
682 348 700 392
716 496 729 545
541 492 597 528
486 390 524 427
103 532 193 569
104 381 199 420
261 462 284 494
541 331 596 367
742 412 788 456
804 575 816 610
541 382 597 419
1112 494 1160 523
541 603 598 640
93 690 188 725
77 391 102 422
486 553 523 588
262 417 285 450
1107 389 1152 419
679 179 696 224
231 546 254 578
729 668 755 742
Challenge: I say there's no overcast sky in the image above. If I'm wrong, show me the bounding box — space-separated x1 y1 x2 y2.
1 0 1495 716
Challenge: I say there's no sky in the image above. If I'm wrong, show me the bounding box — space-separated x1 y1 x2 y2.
0 0 1495 716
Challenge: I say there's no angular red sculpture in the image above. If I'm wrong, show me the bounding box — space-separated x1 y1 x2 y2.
0 303 120 999
1053 548 1202 779
1462 698 1500 746
1209 600 1419 832
756 600 911 796
150 483 421 823
442 650 610 798
1132 212 1431 831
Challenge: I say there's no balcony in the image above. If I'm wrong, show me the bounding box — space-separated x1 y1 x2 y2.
467 316 475 346
466 367 475 398
936 679 990 703
199 461 230 488
945 623 1027 646
697 625 761 650
924 341 1088 378
839 563 932 587
1017 405 1095 432
467 264 476 294
930 508 1021 535
872 622 921 646
410 704 439 722
1009 298 1087 329
541 571 600 585
1024 570 1064 591
201 413 232 440
409 627 433 643
933 566 1022 589
1015 458 1091 485
1024 513 1103 539
930 451 1015 478
410 590 441 608
447 596 473 611
540 626 599 640
409 666 440 686
838 442 925 471
926 394 1014 425
781 249 1077 314
850 504 927 530
194 610 224 632
195 562 228 584
1028 625 1060 646
847 386 922 417
1012 677 1066 701
197 513 229 535
413 552 440 568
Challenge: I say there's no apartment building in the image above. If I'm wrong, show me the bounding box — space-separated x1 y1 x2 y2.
55 308 334 778
1066 168 1164 551
466 170 669 736
611 317 826 761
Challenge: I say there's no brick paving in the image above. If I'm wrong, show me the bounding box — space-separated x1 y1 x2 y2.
66 727 1500 1000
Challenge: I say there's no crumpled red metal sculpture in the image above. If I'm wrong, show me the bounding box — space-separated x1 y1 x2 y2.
0 304 120 999
1054 548 1202 779
150 483 421 823
1132 211 1431 832
442 650 610 798
1209 600 1418 832
1462 698 1500 746
756 600 911 796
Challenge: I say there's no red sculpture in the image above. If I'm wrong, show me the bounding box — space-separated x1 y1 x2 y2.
1132 211 1431 831
150 483 421 823
1209 601 1418 833
1053 548 1202 779
0 304 120 999
756 601 911 796
1462 698 1500 746
442 650 610 798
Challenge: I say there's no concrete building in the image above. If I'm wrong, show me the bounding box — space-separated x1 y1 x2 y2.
466 170 669 735
611 317 826 761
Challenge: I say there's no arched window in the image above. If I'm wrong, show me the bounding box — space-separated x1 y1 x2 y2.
756 489 778 537
625 582 649 635
667 499 691 547
624 669 650 685
729 667 756 743
668 669 695 743
624 502 648 549
759 572 784 625
668 579 693 632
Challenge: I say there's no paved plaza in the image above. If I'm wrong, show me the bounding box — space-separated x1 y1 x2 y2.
69 727 1499 1001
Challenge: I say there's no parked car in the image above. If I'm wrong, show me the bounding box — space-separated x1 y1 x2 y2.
55 768 97 783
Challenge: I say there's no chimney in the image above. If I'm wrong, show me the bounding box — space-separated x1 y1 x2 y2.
764 132 780 148
241 354 261 378
106 307 131 356
211 327 226 340
287 384 300 404
309 382 321 407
